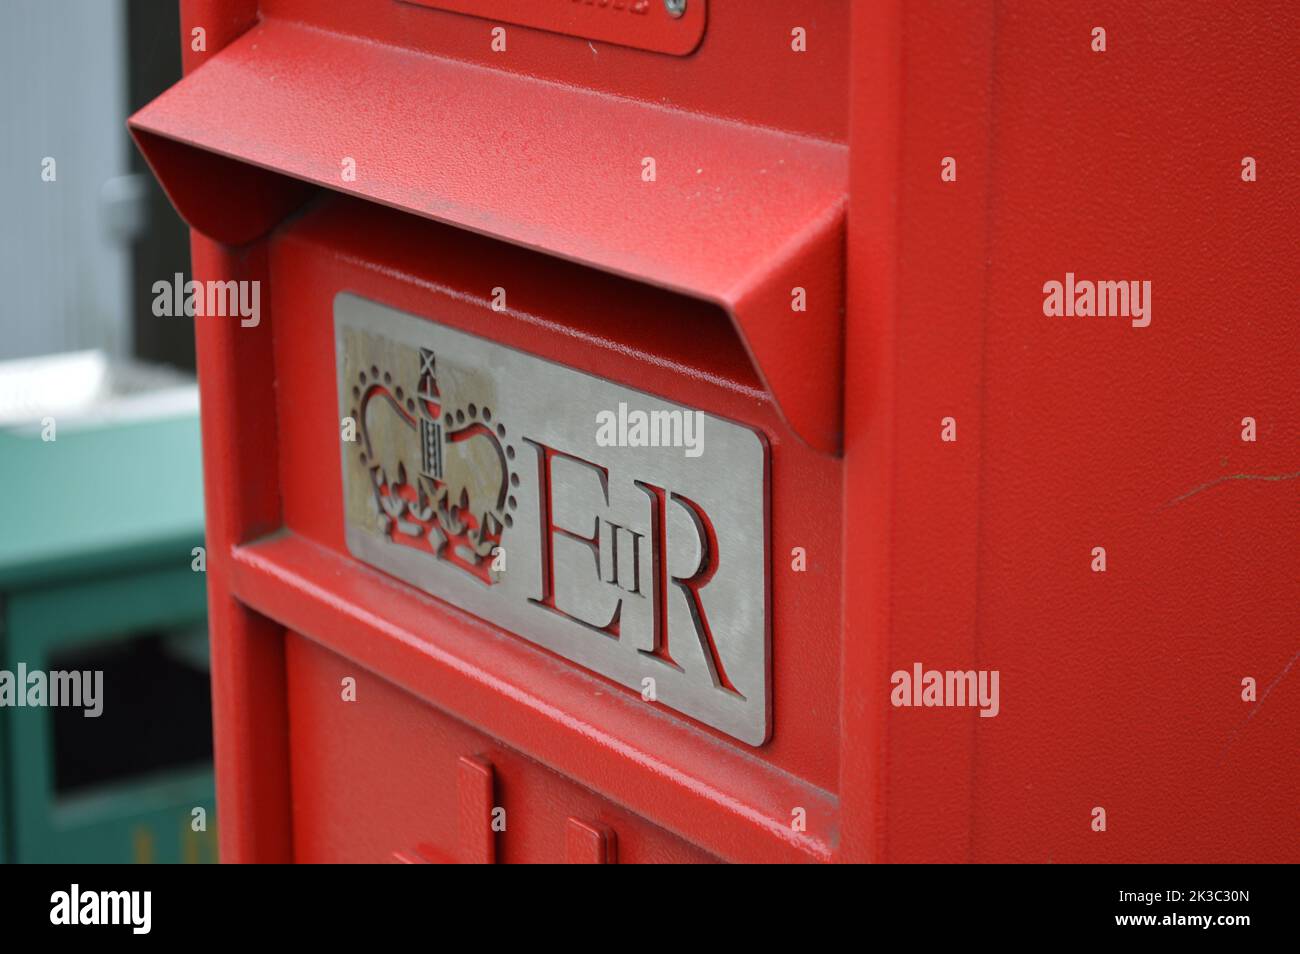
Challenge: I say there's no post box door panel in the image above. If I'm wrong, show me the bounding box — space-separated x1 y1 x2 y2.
286 632 717 863
213 194 843 862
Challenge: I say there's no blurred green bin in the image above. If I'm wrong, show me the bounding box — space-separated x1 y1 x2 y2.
0 353 217 862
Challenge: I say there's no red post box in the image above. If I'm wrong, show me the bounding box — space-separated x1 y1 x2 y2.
131 0 1298 863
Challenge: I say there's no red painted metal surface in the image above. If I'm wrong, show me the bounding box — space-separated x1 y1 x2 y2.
260 0 847 141
285 634 716 863
565 818 617 864
133 0 1297 863
237 197 841 862
129 15 846 453
842 1 1299 863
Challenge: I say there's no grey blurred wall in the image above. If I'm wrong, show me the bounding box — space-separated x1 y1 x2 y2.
0 0 134 361
0 0 192 371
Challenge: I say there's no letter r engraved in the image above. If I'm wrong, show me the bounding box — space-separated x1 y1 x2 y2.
635 481 741 696
669 492 741 696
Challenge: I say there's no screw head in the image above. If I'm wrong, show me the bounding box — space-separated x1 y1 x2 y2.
664 0 687 18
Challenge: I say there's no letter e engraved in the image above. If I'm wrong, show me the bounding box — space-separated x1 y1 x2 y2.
525 439 621 637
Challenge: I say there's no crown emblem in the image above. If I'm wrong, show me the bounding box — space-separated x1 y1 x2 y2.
349 347 518 584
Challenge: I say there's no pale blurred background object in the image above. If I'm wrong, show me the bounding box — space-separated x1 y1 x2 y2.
0 1 215 864
0 0 193 369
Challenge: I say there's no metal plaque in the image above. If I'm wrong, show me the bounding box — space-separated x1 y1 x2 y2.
401 0 707 57
334 293 769 744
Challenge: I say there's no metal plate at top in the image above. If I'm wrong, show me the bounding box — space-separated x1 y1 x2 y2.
402 0 707 57
335 293 768 744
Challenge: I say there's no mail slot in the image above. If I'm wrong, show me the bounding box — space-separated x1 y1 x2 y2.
131 1 1297 863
